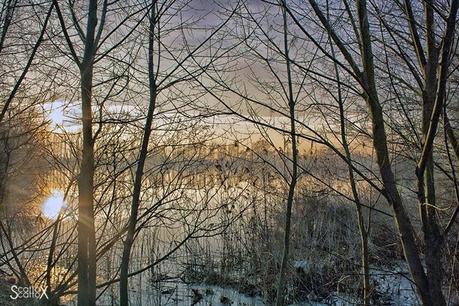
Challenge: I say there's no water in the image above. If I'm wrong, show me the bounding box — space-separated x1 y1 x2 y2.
93 280 266 306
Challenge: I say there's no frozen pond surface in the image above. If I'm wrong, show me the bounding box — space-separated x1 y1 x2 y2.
93 279 266 306
95 279 417 306
156 282 265 305
370 263 419 306
96 280 340 306
91 261 421 306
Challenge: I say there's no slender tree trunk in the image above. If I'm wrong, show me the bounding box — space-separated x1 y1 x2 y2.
443 112 459 162
355 0 434 304
0 140 9 214
416 2 457 303
332 44 370 306
78 1 98 305
45 215 61 306
275 3 298 305
326 2 371 301
0 0 16 55
0 2 53 124
420 49 446 306
119 4 157 305
359 223 370 305
304 0 458 304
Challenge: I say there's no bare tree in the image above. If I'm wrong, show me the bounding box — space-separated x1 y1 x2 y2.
51 1 147 304
119 1 238 303
0 1 54 124
280 0 459 304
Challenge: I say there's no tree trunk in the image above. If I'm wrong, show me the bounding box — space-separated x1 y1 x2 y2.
275 3 298 305
416 1 459 303
330 13 371 302
420 12 446 300
355 0 433 304
119 4 157 305
360 227 370 306
78 1 98 305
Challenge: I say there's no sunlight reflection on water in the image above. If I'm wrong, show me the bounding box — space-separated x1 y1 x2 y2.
42 189 66 219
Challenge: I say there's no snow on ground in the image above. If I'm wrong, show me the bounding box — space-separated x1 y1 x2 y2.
147 281 266 305
370 262 419 306
82 260 423 305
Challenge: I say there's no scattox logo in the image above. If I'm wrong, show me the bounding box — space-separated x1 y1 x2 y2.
9 285 49 300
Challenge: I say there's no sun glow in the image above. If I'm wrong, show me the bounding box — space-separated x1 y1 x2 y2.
42 190 66 219
44 100 80 132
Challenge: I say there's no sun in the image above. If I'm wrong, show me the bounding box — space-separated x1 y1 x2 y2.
42 189 66 219
43 100 80 132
